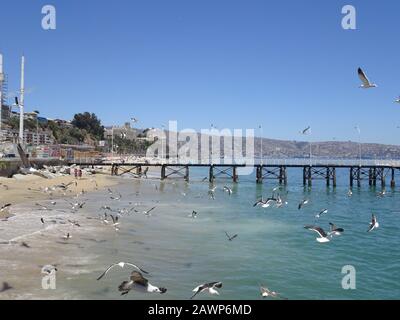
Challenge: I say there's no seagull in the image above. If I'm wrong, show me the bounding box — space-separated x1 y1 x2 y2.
377 189 386 197
304 225 331 243
110 193 122 201
260 285 287 300
97 262 149 280
189 211 198 218
20 242 31 248
35 203 51 211
110 215 119 226
62 233 72 240
143 207 156 216
40 217 45 224
300 126 311 135
395 96 400 103
254 196 278 208
131 117 139 123
367 214 379 232
298 199 309 210
42 265 58 274
329 222 344 236
0 282 13 293
0 184 9 191
223 186 233 195
118 271 167 295
191 282 223 299
315 209 328 219
358 67 377 88
68 220 81 227
347 189 353 197
0 204 11 212
225 231 238 241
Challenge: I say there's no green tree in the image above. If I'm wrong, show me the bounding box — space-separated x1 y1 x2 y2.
71 112 104 140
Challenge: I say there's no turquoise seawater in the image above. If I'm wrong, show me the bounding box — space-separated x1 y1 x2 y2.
59 167 400 300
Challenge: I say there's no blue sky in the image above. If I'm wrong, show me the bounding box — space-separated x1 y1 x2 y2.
1 0 400 144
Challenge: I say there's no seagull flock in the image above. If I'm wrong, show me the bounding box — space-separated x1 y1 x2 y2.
2 164 385 300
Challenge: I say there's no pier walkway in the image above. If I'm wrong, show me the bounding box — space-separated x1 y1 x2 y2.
69 159 400 188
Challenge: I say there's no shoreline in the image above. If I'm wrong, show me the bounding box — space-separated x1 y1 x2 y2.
0 171 123 299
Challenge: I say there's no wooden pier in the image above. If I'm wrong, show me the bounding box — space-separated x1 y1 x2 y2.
70 160 400 188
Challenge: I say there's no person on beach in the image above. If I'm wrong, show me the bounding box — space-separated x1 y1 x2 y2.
78 169 82 179
74 168 78 179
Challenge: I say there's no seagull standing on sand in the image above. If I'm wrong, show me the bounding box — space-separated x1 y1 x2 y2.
304 225 331 243
110 193 122 201
62 233 72 240
118 271 167 296
97 262 149 280
358 68 377 88
189 211 198 218
367 214 379 232
191 282 223 299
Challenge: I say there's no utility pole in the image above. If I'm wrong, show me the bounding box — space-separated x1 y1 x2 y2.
19 55 25 144
0 53 4 132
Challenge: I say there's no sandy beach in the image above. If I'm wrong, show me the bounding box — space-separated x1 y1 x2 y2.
0 170 122 299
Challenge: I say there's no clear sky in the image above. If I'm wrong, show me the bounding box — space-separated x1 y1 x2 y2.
1 0 400 144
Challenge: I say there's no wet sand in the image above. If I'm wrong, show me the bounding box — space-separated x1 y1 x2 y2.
0 171 121 299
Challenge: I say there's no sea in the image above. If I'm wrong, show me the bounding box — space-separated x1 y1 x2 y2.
12 166 400 300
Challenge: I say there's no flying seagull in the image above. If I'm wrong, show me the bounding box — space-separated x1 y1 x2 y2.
358 67 377 88
223 186 233 195
367 214 379 232
315 209 328 219
191 282 223 299
97 262 149 281
143 207 156 216
298 199 309 210
304 225 331 243
329 222 344 236
225 231 238 241
300 126 311 135
119 271 166 295
0 204 11 212
260 285 287 300
395 96 400 103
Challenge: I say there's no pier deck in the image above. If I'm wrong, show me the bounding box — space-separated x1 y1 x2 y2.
69 159 400 188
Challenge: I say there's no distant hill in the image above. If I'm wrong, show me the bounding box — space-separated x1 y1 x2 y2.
166 132 400 159
253 138 400 159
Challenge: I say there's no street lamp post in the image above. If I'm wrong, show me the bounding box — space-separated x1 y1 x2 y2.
161 125 165 164
259 125 263 165
355 126 361 166
111 126 114 163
